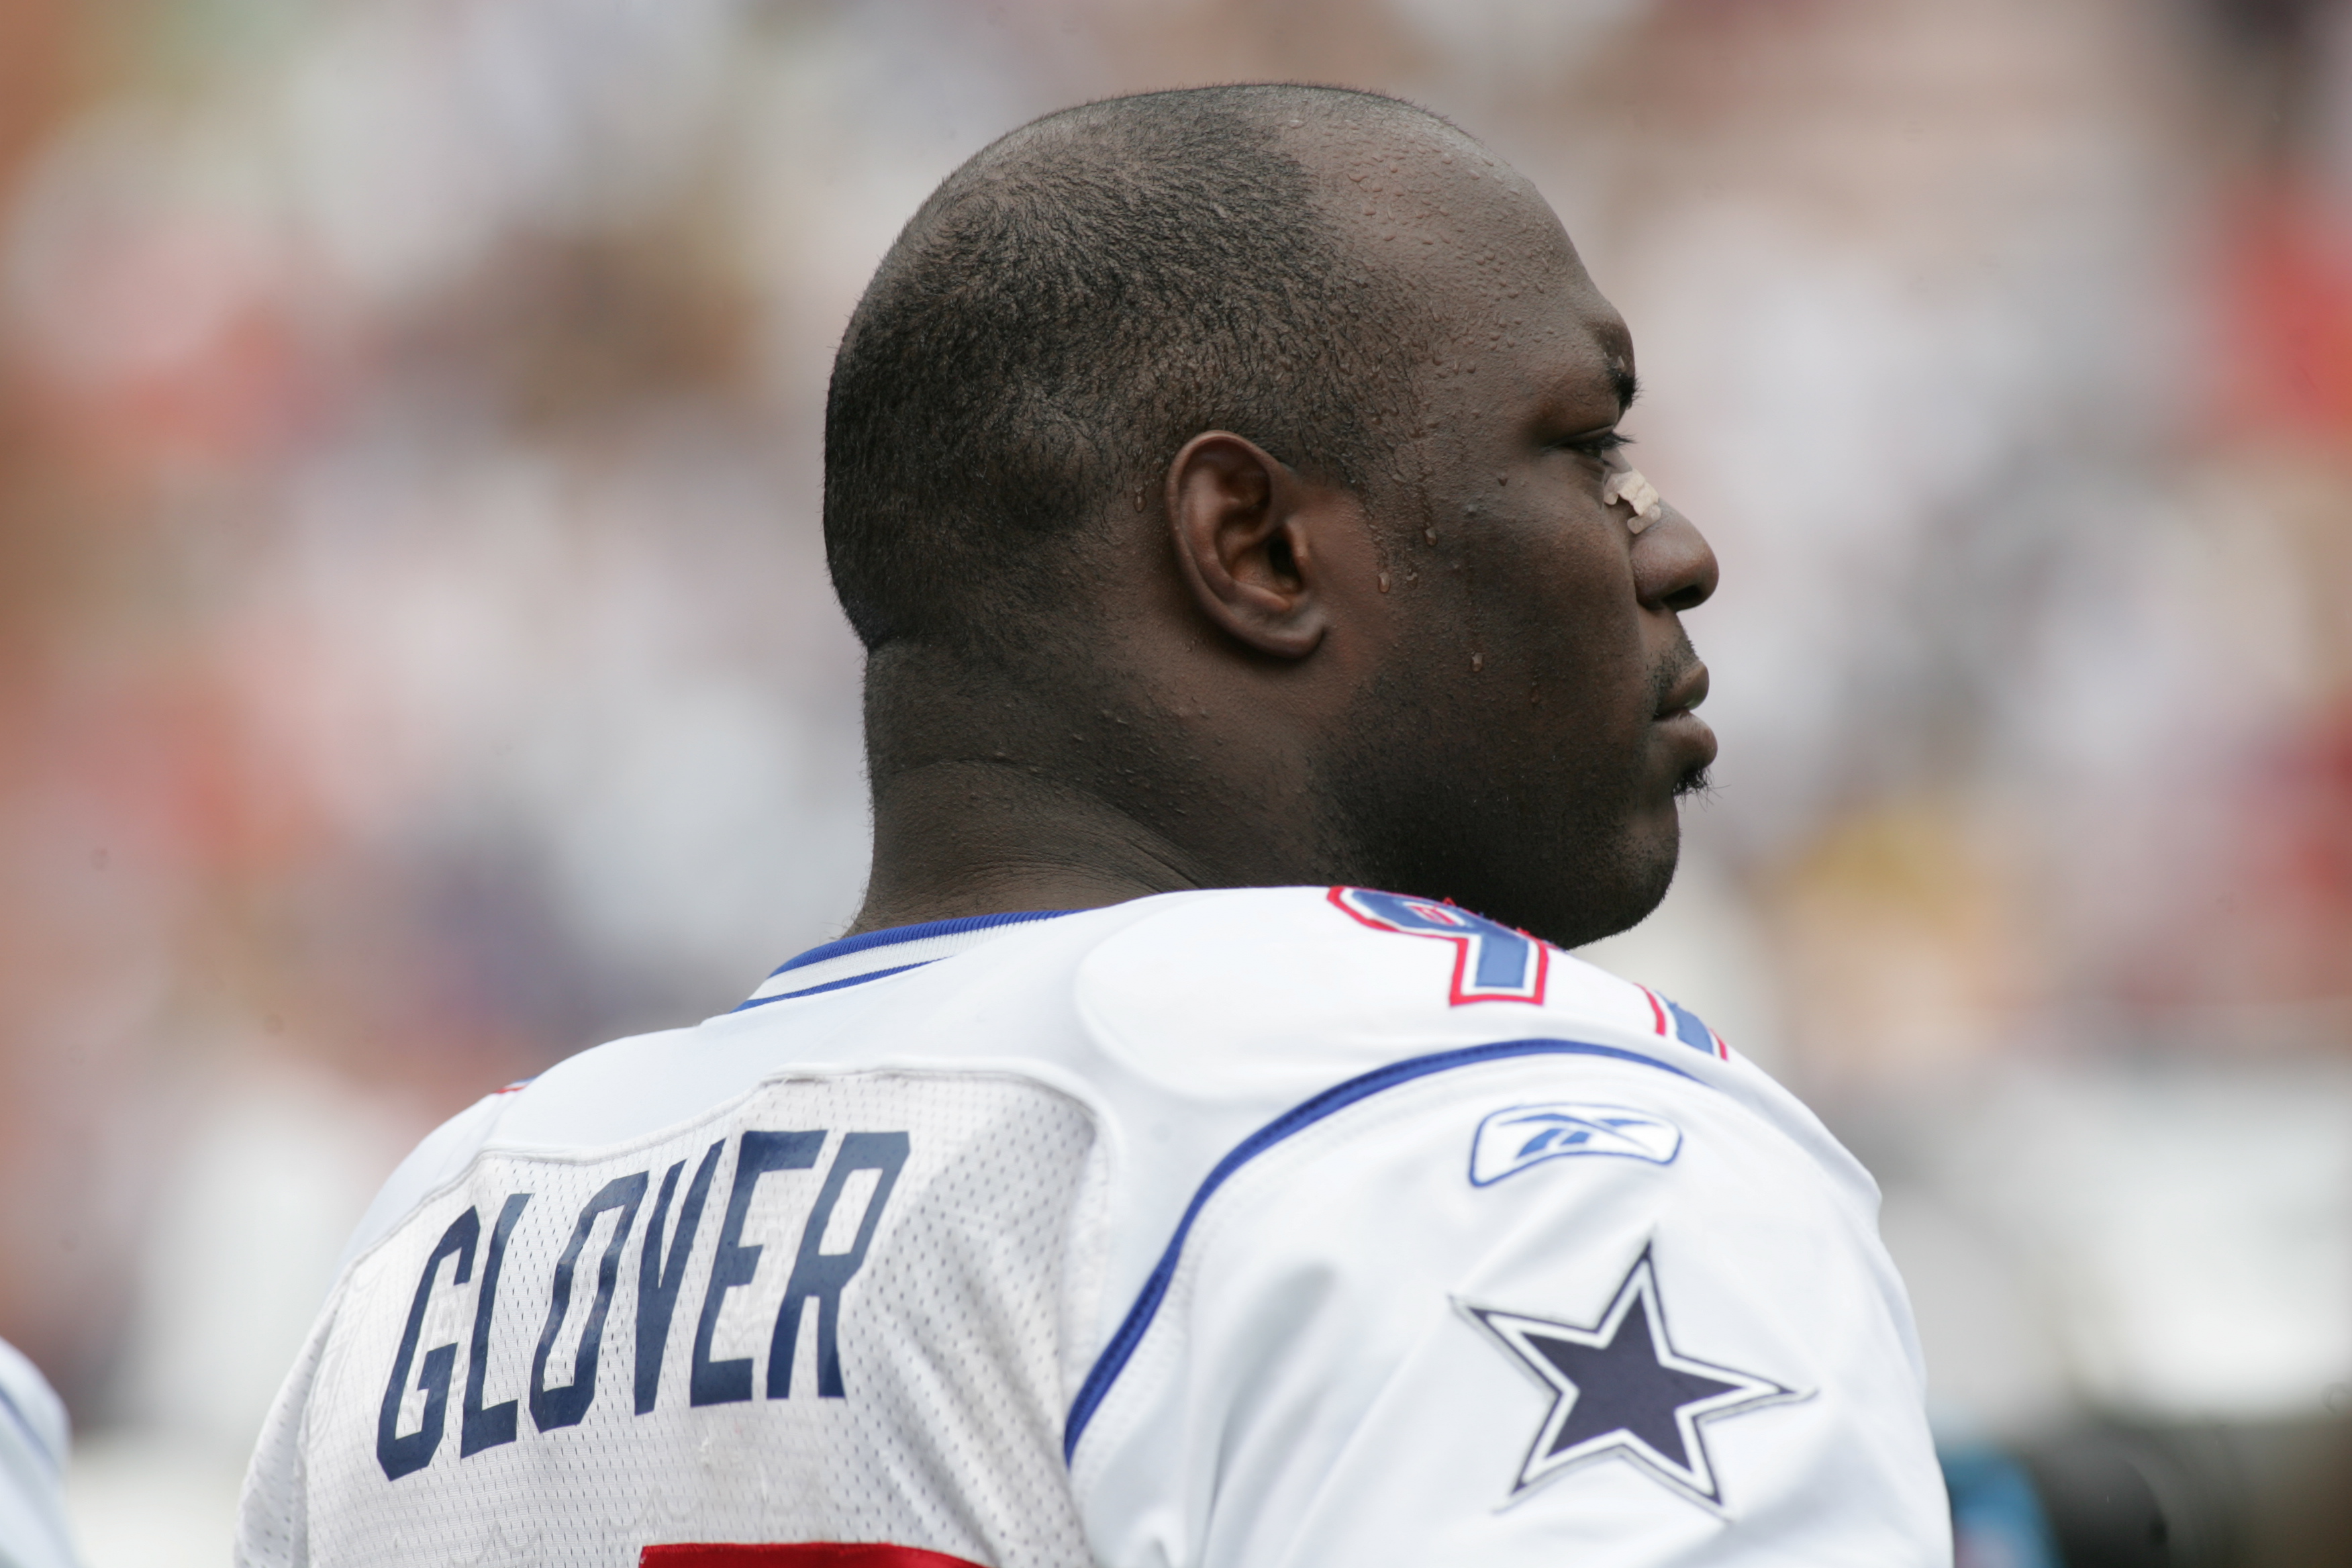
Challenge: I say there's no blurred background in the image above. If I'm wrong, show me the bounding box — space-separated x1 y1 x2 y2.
0 0 2347 1562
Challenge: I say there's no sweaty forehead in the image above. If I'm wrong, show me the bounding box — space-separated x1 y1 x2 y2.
1285 114 1630 396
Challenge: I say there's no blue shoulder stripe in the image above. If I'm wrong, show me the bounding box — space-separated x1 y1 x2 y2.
1062 1036 1702 1460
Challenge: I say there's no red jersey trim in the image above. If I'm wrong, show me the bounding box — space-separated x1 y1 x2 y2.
642 1547 987 1568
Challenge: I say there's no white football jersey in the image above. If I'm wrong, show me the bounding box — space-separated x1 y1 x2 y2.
238 887 1950 1567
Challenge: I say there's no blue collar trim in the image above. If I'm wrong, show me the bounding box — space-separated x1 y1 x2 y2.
734 962 930 1012
767 908 1078 979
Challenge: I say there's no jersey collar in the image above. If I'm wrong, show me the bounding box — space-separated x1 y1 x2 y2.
735 909 1076 1011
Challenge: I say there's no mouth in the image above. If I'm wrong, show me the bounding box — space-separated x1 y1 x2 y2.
1652 660 1717 795
1654 661 1710 722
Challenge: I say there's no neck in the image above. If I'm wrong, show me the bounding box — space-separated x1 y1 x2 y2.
846 626 1359 935
846 760 1218 935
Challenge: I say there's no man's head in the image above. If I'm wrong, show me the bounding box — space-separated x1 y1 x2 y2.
825 85 1718 948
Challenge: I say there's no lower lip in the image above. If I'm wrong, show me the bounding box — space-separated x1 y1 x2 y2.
1654 709 1718 767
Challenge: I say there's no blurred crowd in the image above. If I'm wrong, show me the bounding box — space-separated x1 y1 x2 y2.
1 1 2349 1561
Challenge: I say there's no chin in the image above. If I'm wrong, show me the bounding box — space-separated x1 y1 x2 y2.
1471 814 1681 952
1594 838 1681 944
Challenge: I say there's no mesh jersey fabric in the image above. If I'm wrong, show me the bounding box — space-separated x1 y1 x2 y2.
237 885 1951 1567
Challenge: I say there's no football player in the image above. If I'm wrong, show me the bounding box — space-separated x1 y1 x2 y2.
240 85 1947 1566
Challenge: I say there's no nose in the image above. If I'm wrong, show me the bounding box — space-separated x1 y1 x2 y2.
1634 500 1718 615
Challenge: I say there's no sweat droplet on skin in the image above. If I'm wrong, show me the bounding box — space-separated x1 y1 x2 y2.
1377 572 1391 593
1471 653 1485 673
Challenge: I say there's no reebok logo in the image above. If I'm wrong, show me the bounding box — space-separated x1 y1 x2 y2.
1469 1103 1681 1187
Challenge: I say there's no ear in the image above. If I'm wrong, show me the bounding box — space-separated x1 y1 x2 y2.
1165 432 1335 659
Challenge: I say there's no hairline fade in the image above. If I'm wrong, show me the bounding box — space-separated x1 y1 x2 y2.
822 83 1454 656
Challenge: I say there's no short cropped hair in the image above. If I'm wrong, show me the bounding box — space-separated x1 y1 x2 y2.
823 84 1437 654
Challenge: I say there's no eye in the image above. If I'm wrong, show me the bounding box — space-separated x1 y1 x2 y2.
1558 429 1632 462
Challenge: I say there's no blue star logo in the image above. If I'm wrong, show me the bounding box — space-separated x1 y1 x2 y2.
1460 1246 1805 1508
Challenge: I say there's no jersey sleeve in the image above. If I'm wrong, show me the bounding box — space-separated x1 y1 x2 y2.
235 1087 512 1567
331 1087 513 1277
1065 1050 1949 1568
236 1292 338 1568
